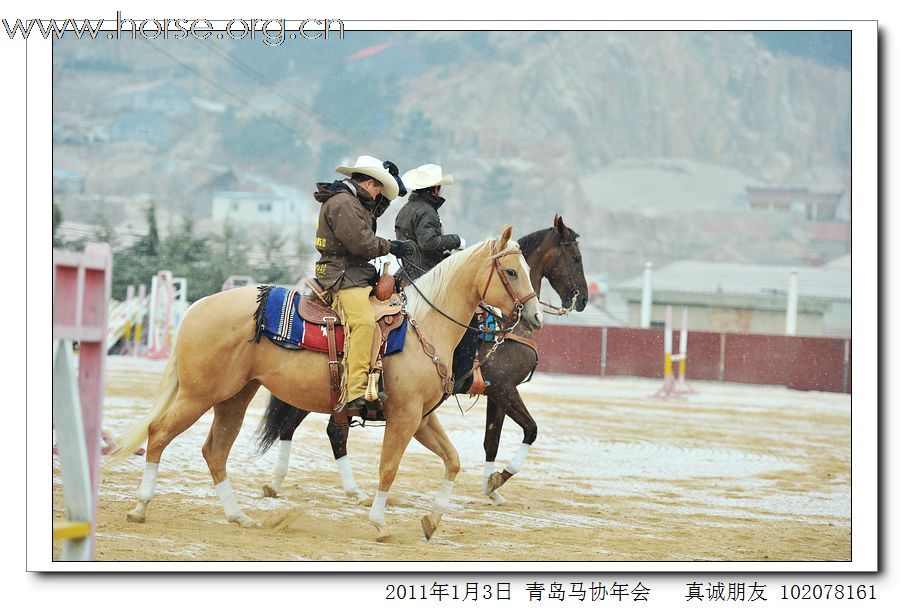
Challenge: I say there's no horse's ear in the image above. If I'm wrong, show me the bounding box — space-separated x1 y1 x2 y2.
497 225 513 250
554 214 567 237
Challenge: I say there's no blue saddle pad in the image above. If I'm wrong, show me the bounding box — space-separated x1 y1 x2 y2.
259 286 407 355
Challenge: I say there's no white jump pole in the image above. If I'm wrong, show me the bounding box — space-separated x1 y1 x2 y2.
654 306 675 397
785 269 799 336
124 285 135 355
640 261 653 328
135 284 146 355
655 306 694 398
147 271 174 359
675 307 695 394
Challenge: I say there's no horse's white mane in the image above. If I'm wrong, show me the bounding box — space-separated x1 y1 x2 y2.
405 237 520 321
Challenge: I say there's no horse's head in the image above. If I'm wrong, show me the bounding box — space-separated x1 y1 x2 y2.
545 214 589 312
481 225 544 331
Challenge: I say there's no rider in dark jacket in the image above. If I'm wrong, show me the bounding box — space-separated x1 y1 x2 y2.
395 164 477 393
395 164 464 282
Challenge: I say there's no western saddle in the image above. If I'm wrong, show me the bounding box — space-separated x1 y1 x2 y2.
300 279 405 426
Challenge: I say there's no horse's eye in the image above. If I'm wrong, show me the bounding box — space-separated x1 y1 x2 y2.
573 255 582 263
505 268 517 278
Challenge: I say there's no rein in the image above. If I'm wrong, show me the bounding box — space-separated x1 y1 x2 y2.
397 241 537 414
397 262 499 334
397 242 535 335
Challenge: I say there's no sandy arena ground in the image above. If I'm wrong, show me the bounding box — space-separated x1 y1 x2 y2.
53 356 851 563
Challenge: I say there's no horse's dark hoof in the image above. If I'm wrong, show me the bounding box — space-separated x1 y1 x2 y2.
487 470 513 492
421 515 436 541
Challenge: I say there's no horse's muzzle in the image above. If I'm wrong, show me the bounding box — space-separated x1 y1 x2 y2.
524 307 544 331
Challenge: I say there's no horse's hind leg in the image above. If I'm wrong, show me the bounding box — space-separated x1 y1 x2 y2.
482 395 508 505
126 393 212 524
202 382 261 527
263 399 309 498
486 387 536 496
413 413 461 541
326 416 368 503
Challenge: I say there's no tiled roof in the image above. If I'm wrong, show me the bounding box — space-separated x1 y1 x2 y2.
617 260 850 301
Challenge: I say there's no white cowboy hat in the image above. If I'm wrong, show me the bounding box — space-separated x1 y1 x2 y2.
335 155 401 200
401 164 454 191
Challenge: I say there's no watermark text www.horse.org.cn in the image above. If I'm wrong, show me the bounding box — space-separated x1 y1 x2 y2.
3 11 345 45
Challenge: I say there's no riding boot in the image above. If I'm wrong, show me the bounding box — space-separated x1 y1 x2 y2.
345 392 387 422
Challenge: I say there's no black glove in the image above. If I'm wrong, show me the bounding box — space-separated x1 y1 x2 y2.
382 160 400 176
383 160 406 197
389 240 415 258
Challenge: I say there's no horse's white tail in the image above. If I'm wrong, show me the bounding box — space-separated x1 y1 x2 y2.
105 350 180 468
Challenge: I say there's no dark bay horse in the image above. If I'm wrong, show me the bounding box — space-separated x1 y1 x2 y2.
107 227 543 541
256 215 588 505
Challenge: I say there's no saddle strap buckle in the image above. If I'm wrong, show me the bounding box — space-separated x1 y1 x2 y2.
324 316 345 425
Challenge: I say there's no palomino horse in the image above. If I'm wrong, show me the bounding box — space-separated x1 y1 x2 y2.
107 227 542 541
256 215 588 505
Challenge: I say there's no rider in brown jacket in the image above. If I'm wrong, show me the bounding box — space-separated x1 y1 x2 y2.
313 156 414 412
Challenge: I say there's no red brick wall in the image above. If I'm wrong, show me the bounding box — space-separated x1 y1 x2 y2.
528 325 851 393
531 325 603 376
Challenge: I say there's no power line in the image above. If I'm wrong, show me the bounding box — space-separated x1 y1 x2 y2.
191 38 354 140
139 38 310 145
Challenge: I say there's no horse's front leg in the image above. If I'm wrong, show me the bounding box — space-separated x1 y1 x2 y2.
369 407 422 542
486 387 536 496
413 412 461 540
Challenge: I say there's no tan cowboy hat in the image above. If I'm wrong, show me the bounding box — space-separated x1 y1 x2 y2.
335 155 401 200
401 164 454 191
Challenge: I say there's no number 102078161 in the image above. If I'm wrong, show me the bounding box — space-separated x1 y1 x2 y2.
781 584 876 600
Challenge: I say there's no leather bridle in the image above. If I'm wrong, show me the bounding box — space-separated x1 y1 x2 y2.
537 238 583 316
479 242 538 330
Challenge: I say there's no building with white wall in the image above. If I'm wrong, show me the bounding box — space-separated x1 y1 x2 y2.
616 259 851 337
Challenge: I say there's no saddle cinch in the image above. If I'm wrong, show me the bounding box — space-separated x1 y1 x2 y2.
301 275 405 426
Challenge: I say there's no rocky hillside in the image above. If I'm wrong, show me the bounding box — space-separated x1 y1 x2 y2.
52 30 851 280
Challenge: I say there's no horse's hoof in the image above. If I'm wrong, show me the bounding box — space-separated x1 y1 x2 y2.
262 484 279 498
421 515 437 541
373 523 391 542
126 501 147 523
488 490 506 506
487 471 505 492
348 490 372 506
229 513 260 528
487 470 512 492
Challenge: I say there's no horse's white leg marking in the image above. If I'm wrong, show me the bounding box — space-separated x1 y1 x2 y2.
505 442 531 475
429 479 455 526
138 462 159 500
126 462 159 523
337 455 368 503
482 461 496 493
486 443 531 502
267 440 292 495
216 478 259 527
369 490 389 524
369 490 389 528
